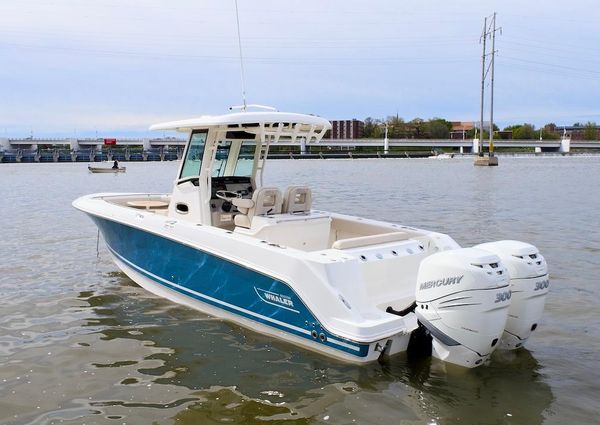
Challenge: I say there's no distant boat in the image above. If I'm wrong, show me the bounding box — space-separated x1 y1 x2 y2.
428 152 455 159
88 165 126 173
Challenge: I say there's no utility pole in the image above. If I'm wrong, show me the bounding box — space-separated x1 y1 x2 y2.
475 12 501 167
478 17 487 158
489 12 501 158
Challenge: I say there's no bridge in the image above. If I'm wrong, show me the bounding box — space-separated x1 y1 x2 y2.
0 137 188 163
278 137 599 153
1 137 186 149
1 136 598 163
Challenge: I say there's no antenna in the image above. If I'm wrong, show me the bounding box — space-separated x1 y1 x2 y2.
234 0 247 111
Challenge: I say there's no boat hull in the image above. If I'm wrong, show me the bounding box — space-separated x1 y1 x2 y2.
88 167 126 173
91 215 380 361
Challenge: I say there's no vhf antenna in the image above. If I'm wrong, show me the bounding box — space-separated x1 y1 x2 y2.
234 0 247 111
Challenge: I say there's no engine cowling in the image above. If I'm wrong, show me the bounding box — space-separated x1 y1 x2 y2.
415 248 511 368
475 241 549 350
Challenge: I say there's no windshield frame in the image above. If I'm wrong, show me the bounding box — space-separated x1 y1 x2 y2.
179 130 208 179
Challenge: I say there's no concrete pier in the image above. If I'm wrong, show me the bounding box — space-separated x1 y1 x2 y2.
474 155 499 166
560 136 571 154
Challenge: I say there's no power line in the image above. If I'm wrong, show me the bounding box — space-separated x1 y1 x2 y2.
502 12 600 25
502 35 600 56
501 44 600 67
502 56 600 76
0 41 477 65
0 28 475 48
499 61 600 82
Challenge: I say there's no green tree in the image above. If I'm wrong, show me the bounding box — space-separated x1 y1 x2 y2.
542 123 560 140
502 124 519 140
497 127 513 139
371 122 384 139
363 117 379 138
583 121 598 140
386 115 406 138
466 128 490 139
407 118 426 138
509 123 536 139
426 118 452 139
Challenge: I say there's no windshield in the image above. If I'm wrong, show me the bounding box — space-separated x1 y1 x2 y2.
180 131 207 178
212 140 255 177
235 143 255 176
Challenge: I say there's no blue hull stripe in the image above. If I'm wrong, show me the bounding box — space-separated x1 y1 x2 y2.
91 216 369 357
106 243 313 338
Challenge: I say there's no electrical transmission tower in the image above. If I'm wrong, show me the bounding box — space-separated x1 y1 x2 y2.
476 12 502 166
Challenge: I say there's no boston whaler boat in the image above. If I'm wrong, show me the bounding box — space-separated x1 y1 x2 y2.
73 109 550 368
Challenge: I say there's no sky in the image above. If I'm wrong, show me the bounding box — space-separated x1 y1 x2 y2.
1 0 599 138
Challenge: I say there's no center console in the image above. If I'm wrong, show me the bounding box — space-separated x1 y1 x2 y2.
210 176 254 228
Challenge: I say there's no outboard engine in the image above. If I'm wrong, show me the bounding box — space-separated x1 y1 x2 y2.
475 241 549 350
415 248 511 368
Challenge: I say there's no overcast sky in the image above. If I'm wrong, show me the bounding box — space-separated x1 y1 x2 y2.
1 0 599 137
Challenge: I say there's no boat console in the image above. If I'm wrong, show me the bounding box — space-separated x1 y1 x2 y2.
210 176 254 228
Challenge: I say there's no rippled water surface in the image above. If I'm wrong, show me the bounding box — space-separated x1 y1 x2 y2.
1 157 599 424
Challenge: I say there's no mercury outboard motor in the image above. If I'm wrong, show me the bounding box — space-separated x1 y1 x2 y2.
475 241 549 350
415 248 511 368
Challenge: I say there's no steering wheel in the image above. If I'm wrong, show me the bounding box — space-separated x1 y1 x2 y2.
215 190 241 201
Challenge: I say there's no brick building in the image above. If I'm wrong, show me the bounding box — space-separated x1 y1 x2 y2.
326 119 364 139
560 124 600 140
449 121 475 139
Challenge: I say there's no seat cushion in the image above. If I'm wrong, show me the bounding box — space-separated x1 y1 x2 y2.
232 198 254 210
234 214 251 228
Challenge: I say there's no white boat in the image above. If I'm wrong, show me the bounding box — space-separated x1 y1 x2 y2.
73 110 550 368
88 165 126 173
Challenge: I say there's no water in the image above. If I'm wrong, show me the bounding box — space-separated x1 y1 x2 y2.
1 157 599 424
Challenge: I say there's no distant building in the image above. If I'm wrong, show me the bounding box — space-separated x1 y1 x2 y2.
450 121 475 139
558 124 600 140
326 119 364 139
496 131 513 140
449 121 514 139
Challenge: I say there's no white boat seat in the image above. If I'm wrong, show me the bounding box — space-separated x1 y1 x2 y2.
234 187 282 228
282 186 312 213
231 198 254 210
332 231 408 250
126 200 169 210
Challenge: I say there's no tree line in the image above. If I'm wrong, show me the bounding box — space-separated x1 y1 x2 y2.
363 117 454 139
362 116 599 140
